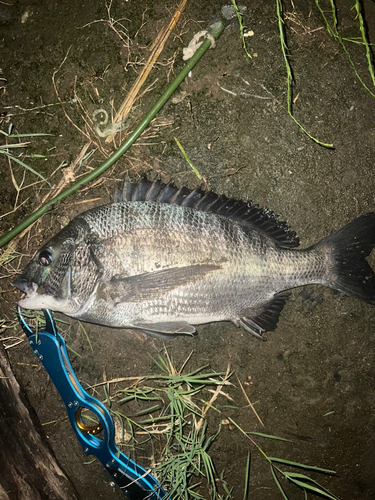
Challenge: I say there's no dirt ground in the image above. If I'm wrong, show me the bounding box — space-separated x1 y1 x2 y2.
1 0 375 499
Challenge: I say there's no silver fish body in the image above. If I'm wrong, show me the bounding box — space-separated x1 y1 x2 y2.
13 179 375 338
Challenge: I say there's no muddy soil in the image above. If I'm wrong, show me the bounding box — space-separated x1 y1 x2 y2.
1 1 375 499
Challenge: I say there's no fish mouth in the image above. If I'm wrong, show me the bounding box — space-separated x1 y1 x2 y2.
13 277 39 308
13 275 80 314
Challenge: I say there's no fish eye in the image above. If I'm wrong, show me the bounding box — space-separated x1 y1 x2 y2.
39 249 53 267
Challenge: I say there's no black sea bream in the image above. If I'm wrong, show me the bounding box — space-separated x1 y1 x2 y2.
13 179 375 339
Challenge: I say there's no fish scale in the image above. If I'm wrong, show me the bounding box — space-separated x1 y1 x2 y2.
13 179 375 339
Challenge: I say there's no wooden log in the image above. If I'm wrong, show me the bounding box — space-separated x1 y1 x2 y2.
0 341 81 500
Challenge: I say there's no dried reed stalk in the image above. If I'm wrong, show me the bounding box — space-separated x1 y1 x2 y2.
105 0 187 143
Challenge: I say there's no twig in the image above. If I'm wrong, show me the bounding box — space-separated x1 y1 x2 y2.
52 47 91 143
41 142 92 204
236 373 265 427
87 376 145 389
195 363 232 433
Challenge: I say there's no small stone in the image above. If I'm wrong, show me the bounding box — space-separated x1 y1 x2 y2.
221 5 247 21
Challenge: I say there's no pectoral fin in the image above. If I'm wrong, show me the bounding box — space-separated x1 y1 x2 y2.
135 321 196 338
113 264 222 303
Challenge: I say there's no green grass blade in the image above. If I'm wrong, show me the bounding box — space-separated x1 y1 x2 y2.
134 404 160 416
270 465 289 500
139 414 172 424
78 321 94 352
243 451 251 500
148 352 169 374
285 473 338 499
248 432 293 443
0 143 29 149
269 457 336 474
0 150 51 186
103 385 111 408
174 137 203 180
8 133 52 138
66 345 82 358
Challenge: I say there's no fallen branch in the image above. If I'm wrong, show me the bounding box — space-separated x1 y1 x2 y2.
0 341 80 499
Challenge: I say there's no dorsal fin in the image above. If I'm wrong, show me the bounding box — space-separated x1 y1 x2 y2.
116 178 299 248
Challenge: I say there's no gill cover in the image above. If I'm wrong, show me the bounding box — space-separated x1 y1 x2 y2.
17 221 83 297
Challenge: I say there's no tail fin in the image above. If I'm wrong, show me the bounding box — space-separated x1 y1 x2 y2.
318 212 375 305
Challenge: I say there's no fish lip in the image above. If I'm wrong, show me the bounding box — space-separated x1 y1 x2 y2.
13 278 39 308
13 277 34 293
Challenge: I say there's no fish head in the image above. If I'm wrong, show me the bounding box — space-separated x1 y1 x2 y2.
13 222 85 314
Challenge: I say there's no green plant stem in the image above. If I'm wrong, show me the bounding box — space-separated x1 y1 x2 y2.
315 0 375 98
276 0 333 148
0 19 225 249
231 0 252 59
174 137 203 180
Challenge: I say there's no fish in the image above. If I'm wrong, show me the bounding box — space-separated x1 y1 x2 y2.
13 178 375 339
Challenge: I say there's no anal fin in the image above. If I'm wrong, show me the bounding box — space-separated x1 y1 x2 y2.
235 292 290 338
